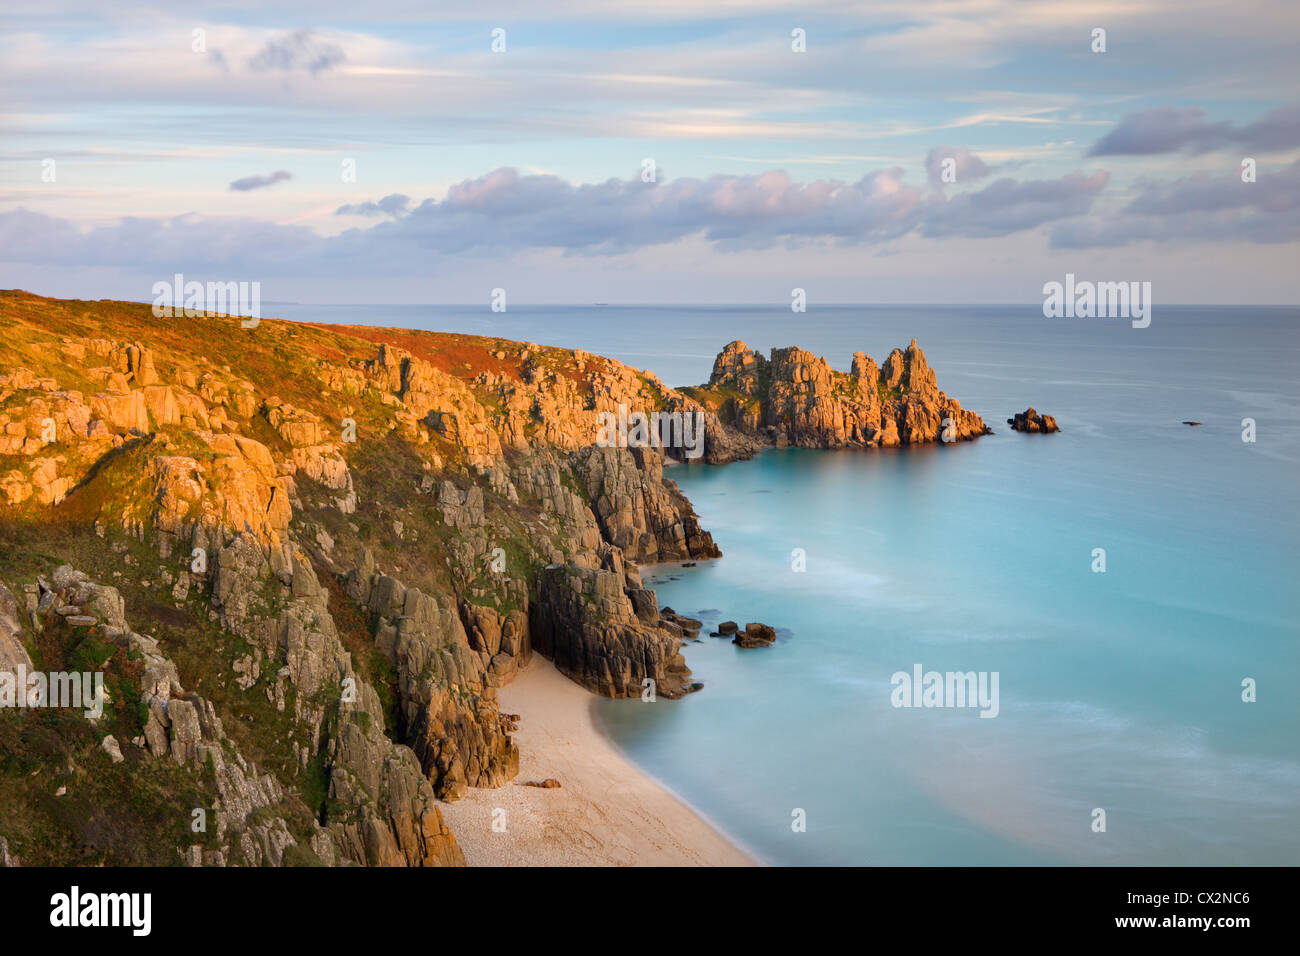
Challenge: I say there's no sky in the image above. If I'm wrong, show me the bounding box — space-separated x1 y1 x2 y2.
1 0 1298 305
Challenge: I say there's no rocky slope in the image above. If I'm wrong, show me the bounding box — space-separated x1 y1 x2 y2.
0 291 990 865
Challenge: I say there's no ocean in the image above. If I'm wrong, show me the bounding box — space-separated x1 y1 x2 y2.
274 303 1300 866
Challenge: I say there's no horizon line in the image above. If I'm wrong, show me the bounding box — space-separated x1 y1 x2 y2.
19 293 1295 311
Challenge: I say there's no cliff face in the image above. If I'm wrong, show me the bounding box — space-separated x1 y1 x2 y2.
0 292 720 865
1 565 463 867
0 293 991 866
531 553 696 700
688 339 989 453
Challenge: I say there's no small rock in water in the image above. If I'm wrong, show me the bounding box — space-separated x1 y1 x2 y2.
710 620 739 637
1007 407 1059 433
733 622 777 648
660 608 702 637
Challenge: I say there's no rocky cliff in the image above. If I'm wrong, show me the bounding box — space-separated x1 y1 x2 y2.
0 291 722 865
685 338 989 453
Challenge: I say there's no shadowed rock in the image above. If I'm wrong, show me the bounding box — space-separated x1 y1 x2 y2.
531 564 697 699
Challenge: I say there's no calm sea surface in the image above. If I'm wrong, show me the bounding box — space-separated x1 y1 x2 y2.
277 303 1300 865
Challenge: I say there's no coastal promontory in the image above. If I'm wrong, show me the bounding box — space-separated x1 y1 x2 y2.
684 338 990 456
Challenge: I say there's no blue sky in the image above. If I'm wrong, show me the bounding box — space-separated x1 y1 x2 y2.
2 0 1298 304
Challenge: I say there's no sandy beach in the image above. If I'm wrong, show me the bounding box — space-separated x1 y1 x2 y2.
439 658 756 866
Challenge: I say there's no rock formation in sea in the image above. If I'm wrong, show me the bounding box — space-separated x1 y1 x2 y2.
1007 407 1060 433
0 291 995 865
732 622 777 648
685 339 990 457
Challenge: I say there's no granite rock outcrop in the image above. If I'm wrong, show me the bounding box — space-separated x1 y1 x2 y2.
690 339 989 454
1007 408 1060 433
531 561 695 699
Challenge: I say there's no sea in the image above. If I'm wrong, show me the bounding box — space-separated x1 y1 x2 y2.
274 303 1300 866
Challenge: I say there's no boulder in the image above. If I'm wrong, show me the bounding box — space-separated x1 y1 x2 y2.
1007 407 1060 433
733 622 777 648
660 607 702 637
101 735 125 763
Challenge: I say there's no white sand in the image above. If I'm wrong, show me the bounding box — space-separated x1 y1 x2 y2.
439 658 756 866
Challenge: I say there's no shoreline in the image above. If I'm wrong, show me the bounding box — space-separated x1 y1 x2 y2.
439 657 758 867
588 694 769 866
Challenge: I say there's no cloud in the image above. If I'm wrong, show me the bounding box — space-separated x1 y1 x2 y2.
352 167 932 256
0 208 323 272
1052 159 1300 247
229 170 293 192
925 146 991 187
356 164 1106 254
923 171 1108 238
1088 104 1300 156
247 30 345 75
0 163 1123 277
335 194 412 217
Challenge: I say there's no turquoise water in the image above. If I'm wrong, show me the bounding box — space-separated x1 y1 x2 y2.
279 303 1300 865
